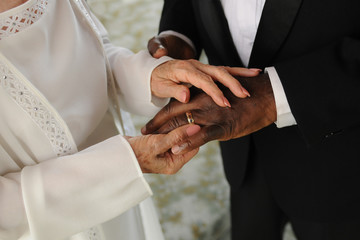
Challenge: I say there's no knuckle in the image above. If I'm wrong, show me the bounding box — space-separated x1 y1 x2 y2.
175 60 191 69
205 74 213 82
216 66 229 76
145 121 153 129
164 118 181 133
198 76 213 88
201 130 211 142
173 132 185 143
187 59 198 64
163 104 173 115
172 116 183 128
206 125 225 140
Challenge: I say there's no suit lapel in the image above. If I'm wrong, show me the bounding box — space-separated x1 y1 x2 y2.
194 0 242 66
249 0 303 68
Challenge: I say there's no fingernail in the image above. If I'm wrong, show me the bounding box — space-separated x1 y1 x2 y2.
181 91 188 103
171 143 188 154
249 68 262 72
223 97 231 108
141 126 146 134
172 145 180 154
242 88 251 97
186 125 200 136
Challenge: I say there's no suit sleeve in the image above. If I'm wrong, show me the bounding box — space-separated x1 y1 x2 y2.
275 36 360 145
159 0 203 57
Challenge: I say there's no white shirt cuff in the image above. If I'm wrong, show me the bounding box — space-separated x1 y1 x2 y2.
265 67 297 128
158 30 197 55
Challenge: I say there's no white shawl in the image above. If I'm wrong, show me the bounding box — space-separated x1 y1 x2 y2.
0 0 170 239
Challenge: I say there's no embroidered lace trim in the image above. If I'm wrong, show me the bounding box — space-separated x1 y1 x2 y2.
0 0 48 40
0 60 73 157
74 0 100 35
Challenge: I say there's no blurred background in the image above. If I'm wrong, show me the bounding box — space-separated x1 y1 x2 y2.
87 0 296 239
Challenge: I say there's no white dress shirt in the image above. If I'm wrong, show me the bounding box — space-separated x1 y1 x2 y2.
221 0 296 127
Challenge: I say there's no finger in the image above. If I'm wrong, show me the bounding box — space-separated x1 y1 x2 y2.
171 125 225 155
173 148 199 166
141 100 194 134
190 62 251 98
147 36 167 58
163 148 199 175
170 84 190 103
154 60 230 107
172 61 230 107
181 147 200 164
156 114 189 134
155 109 209 134
152 81 190 103
158 124 201 153
153 45 168 58
224 67 262 77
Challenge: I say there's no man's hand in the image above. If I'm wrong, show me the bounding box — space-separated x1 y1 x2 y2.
142 73 277 154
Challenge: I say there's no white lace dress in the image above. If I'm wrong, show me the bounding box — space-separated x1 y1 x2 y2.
0 0 170 239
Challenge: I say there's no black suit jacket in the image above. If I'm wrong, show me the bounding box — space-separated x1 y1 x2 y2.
159 0 360 221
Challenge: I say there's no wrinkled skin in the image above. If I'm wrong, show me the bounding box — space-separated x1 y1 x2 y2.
149 34 260 107
126 124 201 174
151 59 259 107
142 74 277 154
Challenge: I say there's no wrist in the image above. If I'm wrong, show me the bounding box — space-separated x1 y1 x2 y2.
238 73 277 123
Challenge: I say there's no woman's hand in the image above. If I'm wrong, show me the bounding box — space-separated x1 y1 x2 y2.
125 124 201 174
149 34 261 108
151 59 260 108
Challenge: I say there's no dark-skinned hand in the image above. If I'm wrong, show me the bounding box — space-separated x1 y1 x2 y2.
148 34 196 59
141 73 277 154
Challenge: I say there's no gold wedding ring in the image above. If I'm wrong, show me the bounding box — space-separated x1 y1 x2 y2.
186 111 195 124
